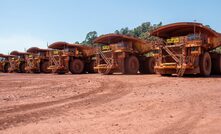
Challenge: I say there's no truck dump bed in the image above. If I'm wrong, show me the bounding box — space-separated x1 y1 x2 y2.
27 47 50 53
151 22 221 50
0 54 15 58
10 51 30 56
48 42 95 57
93 34 153 54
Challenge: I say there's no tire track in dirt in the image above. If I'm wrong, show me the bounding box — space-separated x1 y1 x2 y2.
0 79 132 131
154 93 209 134
0 77 97 110
67 78 173 123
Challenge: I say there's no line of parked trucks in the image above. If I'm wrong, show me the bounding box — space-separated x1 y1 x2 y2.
1 22 221 77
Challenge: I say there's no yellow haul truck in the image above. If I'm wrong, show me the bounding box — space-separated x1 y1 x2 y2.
93 34 155 75
0 54 14 73
48 42 96 74
151 22 221 77
25 47 52 73
9 51 30 73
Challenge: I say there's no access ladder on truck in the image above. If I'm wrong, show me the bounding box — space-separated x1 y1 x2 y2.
161 42 186 77
97 49 114 74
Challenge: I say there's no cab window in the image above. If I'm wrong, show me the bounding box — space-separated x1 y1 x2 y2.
0 57 5 61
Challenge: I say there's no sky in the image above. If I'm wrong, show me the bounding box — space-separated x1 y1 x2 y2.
0 0 220 54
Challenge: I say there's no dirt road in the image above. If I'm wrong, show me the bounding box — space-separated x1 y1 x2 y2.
0 73 220 134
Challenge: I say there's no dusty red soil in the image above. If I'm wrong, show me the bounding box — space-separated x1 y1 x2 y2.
0 73 220 134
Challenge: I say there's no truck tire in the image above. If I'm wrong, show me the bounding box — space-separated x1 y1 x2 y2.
87 60 97 73
199 52 211 77
3 63 10 73
139 57 148 74
69 59 84 74
146 57 155 74
19 62 26 73
212 55 221 74
41 61 51 73
139 62 148 74
139 57 155 74
125 55 139 74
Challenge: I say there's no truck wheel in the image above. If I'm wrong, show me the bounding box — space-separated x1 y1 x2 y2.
3 63 10 73
41 61 51 73
212 55 221 74
69 59 84 74
19 62 26 73
139 57 155 74
146 57 155 74
139 57 148 74
88 60 97 73
199 52 211 77
125 55 139 74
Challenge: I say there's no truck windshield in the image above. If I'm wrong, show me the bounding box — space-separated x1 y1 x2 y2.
187 34 201 41
64 48 70 52
0 57 5 61
117 42 127 47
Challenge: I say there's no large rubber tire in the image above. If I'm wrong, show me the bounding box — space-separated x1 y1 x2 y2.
212 55 221 74
140 57 155 74
3 63 10 73
87 60 97 73
40 61 51 73
199 52 211 77
125 55 139 74
19 62 26 73
147 57 156 74
69 59 85 74
139 58 148 74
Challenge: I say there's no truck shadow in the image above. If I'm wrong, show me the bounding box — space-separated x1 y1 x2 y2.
183 74 221 79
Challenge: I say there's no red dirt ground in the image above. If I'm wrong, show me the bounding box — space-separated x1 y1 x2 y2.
0 73 221 134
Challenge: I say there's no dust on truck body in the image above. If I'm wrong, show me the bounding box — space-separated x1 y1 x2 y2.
9 51 29 73
0 53 14 73
48 42 96 74
151 22 221 76
25 47 52 73
94 34 155 74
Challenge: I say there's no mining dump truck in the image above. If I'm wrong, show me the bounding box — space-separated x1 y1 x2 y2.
93 34 155 75
25 47 52 73
0 53 14 73
48 42 96 74
9 51 29 73
151 22 221 77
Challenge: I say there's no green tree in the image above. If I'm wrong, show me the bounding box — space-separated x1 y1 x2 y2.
114 21 162 41
74 41 80 44
82 31 98 46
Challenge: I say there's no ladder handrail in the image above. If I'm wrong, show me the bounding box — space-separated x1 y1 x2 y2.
161 41 187 77
97 49 113 74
